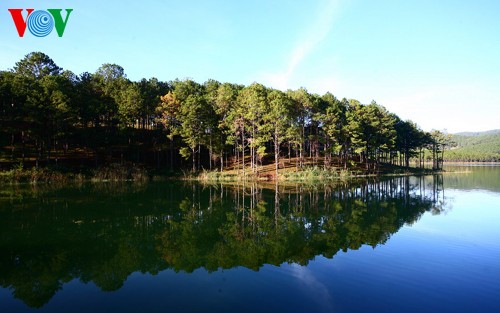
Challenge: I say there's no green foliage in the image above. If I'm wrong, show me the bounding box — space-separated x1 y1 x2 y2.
0 166 67 184
91 163 149 182
0 163 148 184
179 147 192 160
197 170 239 182
281 166 345 182
13 52 61 79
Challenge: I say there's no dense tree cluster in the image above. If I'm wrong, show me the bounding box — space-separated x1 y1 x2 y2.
1 52 448 174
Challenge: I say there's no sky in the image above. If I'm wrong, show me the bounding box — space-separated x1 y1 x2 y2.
0 0 498 133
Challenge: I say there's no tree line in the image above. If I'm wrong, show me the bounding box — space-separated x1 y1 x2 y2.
0 52 449 175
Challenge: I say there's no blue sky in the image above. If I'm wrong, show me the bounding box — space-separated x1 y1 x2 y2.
1 0 498 133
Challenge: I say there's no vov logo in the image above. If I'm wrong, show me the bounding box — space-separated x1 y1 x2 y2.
8 9 73 37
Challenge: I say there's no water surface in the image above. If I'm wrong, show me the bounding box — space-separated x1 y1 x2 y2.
1 166 499 312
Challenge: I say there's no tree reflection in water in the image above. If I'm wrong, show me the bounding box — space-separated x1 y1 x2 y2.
0 176 446 308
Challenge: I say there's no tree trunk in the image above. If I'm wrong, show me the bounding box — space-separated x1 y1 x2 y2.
170 138 174 171
288 143 291 162
197 144 201 171
209 136 212 171
242 129 246 177
21 131 25 166
192 147 196 172
300 125 305 168
365 150 369 171
274 132 279 179
252 124 256 173
220 149 224 172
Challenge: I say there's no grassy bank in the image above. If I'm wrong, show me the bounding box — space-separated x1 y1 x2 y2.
0 163 155 184
193 160 440 183
1 158 441 185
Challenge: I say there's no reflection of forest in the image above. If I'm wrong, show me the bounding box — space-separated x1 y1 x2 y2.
442 165 500 192
0 176 445 308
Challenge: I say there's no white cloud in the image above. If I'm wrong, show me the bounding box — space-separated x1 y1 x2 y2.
290 264 335 312
261 0 339 91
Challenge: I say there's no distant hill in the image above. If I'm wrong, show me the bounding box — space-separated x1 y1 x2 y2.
454 129 500 137
445 130 500 162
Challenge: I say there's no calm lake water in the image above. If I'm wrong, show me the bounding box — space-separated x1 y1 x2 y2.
1 166 499 313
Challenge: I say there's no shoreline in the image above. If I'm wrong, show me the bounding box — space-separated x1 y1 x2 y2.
0 164 445 185
5 155 498 185
176 163 443 183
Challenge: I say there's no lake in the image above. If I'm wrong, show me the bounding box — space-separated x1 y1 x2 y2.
1 166 499 313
